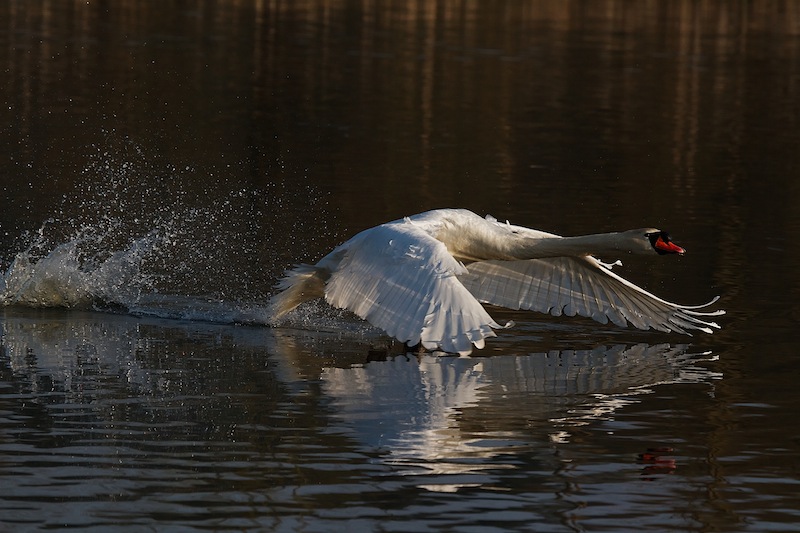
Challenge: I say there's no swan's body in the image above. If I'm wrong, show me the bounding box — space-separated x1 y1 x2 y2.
269 209 723 355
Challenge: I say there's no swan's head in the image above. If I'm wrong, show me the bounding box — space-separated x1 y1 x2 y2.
643 229 686 255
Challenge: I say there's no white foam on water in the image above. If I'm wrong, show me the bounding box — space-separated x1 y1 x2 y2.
1 230 157 309
1 138 336 327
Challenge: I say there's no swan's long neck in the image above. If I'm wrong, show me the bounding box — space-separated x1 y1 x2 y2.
430 211 651 262
445 226 636 262
512 233 632 259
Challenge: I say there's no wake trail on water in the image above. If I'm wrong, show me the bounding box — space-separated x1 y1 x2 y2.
0 140 336 326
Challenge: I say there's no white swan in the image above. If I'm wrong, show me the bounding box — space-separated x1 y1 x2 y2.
268 209 724 355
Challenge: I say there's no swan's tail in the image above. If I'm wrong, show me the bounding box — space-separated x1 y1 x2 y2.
267 264 328 323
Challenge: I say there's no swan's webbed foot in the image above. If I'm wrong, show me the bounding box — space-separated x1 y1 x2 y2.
404 342 428 354
597 259 623 270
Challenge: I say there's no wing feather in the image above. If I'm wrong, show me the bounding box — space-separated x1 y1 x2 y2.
460 256 722 334
324 221 500 354
544 264 561 316
571 268 591 318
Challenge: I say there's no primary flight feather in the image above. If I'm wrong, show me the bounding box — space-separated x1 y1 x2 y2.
268 209 724 355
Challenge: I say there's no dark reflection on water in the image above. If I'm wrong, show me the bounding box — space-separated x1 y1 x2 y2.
2 0 800 531
1 310 722 531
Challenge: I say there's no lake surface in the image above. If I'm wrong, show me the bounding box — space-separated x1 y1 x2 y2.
2 1 800 531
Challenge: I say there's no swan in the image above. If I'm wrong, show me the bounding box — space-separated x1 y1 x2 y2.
268 208 724 355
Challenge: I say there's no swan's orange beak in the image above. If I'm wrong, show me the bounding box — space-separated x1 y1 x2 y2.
654 235 685 255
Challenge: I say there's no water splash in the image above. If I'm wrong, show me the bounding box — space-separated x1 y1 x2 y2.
0 138 334 324
1 227 159 309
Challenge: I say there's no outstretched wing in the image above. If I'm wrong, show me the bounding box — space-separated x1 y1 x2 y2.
324 221 500 355
459 256 723 334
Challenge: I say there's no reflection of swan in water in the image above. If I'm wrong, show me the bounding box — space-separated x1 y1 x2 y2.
1 313 721 494
270 209 724 354
318 343 720 489
322 344 719 448
2 313 720 439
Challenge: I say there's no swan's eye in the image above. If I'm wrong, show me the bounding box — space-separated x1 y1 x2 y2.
645 231 669 242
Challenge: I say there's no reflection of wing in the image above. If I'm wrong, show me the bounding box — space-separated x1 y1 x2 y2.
324 222 499 355
319 343 721 479
321 355 489 476
460 256 722 334
479 343 717 395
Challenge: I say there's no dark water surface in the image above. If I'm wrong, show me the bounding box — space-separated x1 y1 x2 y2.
2 1 800 531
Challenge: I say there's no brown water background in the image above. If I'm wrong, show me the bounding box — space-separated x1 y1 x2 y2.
2 2 800 531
